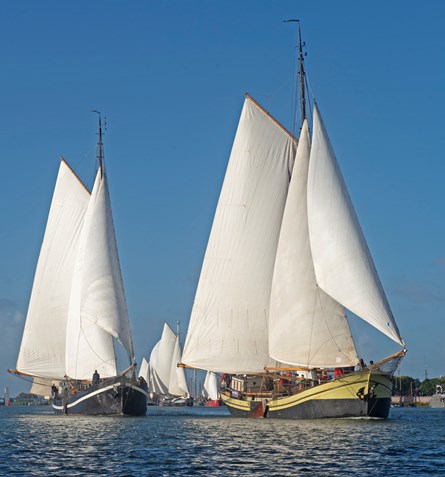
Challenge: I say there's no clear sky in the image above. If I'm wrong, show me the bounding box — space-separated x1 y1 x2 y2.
1 1 444 396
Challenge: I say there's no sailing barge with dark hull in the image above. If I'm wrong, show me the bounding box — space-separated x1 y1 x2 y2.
52 370 148 416
9 113 147 416
180 23 406 420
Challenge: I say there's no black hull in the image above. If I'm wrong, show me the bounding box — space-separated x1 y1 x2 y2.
53 378 148 416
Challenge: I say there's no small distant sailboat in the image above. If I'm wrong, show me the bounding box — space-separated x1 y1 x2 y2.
202 371 221 407
9 113 148 416
139 323 192 406
181 24 406 419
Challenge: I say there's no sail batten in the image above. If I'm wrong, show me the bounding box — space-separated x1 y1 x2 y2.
307 105 403 346
182 97 296 373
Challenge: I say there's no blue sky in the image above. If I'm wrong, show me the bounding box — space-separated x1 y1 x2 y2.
1 1 445 395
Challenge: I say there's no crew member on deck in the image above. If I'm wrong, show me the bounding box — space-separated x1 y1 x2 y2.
92 370 100 385
334 368 343 378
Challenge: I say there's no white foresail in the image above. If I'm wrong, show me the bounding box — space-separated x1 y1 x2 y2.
138 357 149 383
269 121 358 367
202 371 219 401
147 341 168 395
65 168 133 379
307 105 403 346
168 338 189 397
182 97 296 373
17 161 90 379
149 323 180 396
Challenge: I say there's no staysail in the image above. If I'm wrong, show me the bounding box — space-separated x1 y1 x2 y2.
307 105 403 346
65 167 133 379
269 120 358 367
16 160 90 379
182 96 296 373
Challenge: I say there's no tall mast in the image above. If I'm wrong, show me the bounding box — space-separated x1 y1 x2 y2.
284 19 307 131
297 23 307 125
91 110 105 176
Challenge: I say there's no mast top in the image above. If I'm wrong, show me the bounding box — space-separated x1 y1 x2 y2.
297 23 307 125
284 19 308 131
91 110 105 175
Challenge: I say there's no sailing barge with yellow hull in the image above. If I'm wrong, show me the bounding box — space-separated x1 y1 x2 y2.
221 358 404 419
180 23 406 420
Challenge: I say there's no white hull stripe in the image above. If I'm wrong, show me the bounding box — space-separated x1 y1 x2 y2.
128 384 150 399
53 382 122 410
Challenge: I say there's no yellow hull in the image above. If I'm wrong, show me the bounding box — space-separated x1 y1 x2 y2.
221 370 393 419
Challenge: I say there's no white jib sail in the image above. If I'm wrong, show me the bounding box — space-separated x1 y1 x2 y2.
168 338 189 397
65 168 133 379
307 105 403 346
269 121 358 368
182 97 296 373
17 161 90 379
202 371 219 401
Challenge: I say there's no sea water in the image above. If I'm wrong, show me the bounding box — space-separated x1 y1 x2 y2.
0 405 444 476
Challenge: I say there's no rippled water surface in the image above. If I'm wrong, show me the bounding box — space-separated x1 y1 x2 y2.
1 405 444 476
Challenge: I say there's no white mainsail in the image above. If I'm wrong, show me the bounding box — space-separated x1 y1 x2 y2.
182 96 296 373
269 120 358 368
66 167 132 379
307 105 404 346
16 160 90 379
202 371 219 401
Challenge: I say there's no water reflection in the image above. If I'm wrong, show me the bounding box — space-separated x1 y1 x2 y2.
0 406 444 476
